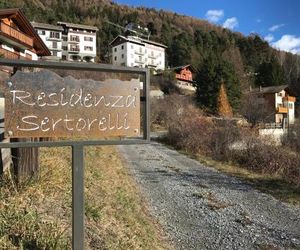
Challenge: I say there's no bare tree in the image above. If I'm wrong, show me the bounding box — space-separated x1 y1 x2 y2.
240 93 273 127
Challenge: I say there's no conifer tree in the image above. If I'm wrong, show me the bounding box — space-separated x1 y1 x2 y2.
217 82 233 117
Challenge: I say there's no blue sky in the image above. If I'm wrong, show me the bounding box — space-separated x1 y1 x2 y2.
114 0 300 54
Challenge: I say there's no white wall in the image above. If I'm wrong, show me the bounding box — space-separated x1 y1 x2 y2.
36 29 62 60
66 30 97 62
112 39 165 71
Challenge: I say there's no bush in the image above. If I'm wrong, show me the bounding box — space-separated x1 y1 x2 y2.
282 120 300 151
232 136 300 186
152 94 300 187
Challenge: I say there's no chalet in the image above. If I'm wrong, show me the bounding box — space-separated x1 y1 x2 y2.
110 35 167 71
0 9 50 62
252 85 296 126
171 64 197 92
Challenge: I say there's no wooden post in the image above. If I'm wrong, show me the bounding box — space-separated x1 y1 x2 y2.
11 138 39 184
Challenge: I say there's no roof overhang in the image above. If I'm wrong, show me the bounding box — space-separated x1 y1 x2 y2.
0 8 51 56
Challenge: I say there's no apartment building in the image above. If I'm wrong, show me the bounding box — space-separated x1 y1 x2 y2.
0 9 50 62
110 35 166 71
31 21 63 61
57 21 98 62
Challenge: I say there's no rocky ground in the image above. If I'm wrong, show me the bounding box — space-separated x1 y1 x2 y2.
118 142 300 250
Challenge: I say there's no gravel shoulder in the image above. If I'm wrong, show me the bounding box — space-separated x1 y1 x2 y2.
118 142 300 250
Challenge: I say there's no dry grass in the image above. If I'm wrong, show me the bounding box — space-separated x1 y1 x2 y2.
0 146 170 249
196 154 300 206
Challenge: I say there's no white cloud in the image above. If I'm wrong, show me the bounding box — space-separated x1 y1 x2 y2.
264 34 274 43
205 9 224 22
272 35 300 54
269 23 285 32
222 17 239 30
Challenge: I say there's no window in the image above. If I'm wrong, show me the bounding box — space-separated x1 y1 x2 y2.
38 30 45 35
121 45 124 49
70 35 80 42
114 56 117 61
52 41 57 49
70 45 80 51
50 31 60 39
62 46 68 51
114 48 117 52
62 36 67 41
84 36 93 41
289 103 293 108
52 51 57 56
84 46 93 51
62 55 67 60
121 54 124 59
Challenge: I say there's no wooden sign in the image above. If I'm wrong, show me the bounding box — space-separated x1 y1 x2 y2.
4 69 140 138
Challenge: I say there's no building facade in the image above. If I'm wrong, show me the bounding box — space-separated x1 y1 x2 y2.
31 22 63 61
57 22 98 62
253 85 296 126
0 9 50 62
110 35 166 71
172 64 197 92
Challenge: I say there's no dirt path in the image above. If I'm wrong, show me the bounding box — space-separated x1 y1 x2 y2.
118 142 300 250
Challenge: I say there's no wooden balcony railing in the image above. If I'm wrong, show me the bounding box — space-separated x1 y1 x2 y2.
0 48 30 60
176 73 193 81
0 22 33 48
276 104 288 113
283 96 296 102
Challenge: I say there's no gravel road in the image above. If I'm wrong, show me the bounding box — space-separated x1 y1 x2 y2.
118 141 300 250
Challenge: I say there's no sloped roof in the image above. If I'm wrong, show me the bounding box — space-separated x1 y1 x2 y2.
0 8 51 56
252 84 289 94
57 21 98 31
110 35 167 48
171 64 198 73
31 21 63 31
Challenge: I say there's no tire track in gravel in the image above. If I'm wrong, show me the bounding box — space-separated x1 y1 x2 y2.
118 142 300 250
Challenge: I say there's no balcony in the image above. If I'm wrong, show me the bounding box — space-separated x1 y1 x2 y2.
46 36 62 41
48 46 62 51
276 104 288 113
147 61 158 67
0 48 30 60
148 54 157 59
134 49 145 55
69 36 80 43
0 22 33 48
176 73 193 82
69 47 80 53
135 58 145 64
283 96 296 102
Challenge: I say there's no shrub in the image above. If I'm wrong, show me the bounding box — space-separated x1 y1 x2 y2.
232 135 300 186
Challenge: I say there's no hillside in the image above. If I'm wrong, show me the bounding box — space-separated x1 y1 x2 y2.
1 0 300 110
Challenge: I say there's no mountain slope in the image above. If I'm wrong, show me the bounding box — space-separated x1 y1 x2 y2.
1 0 300 104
